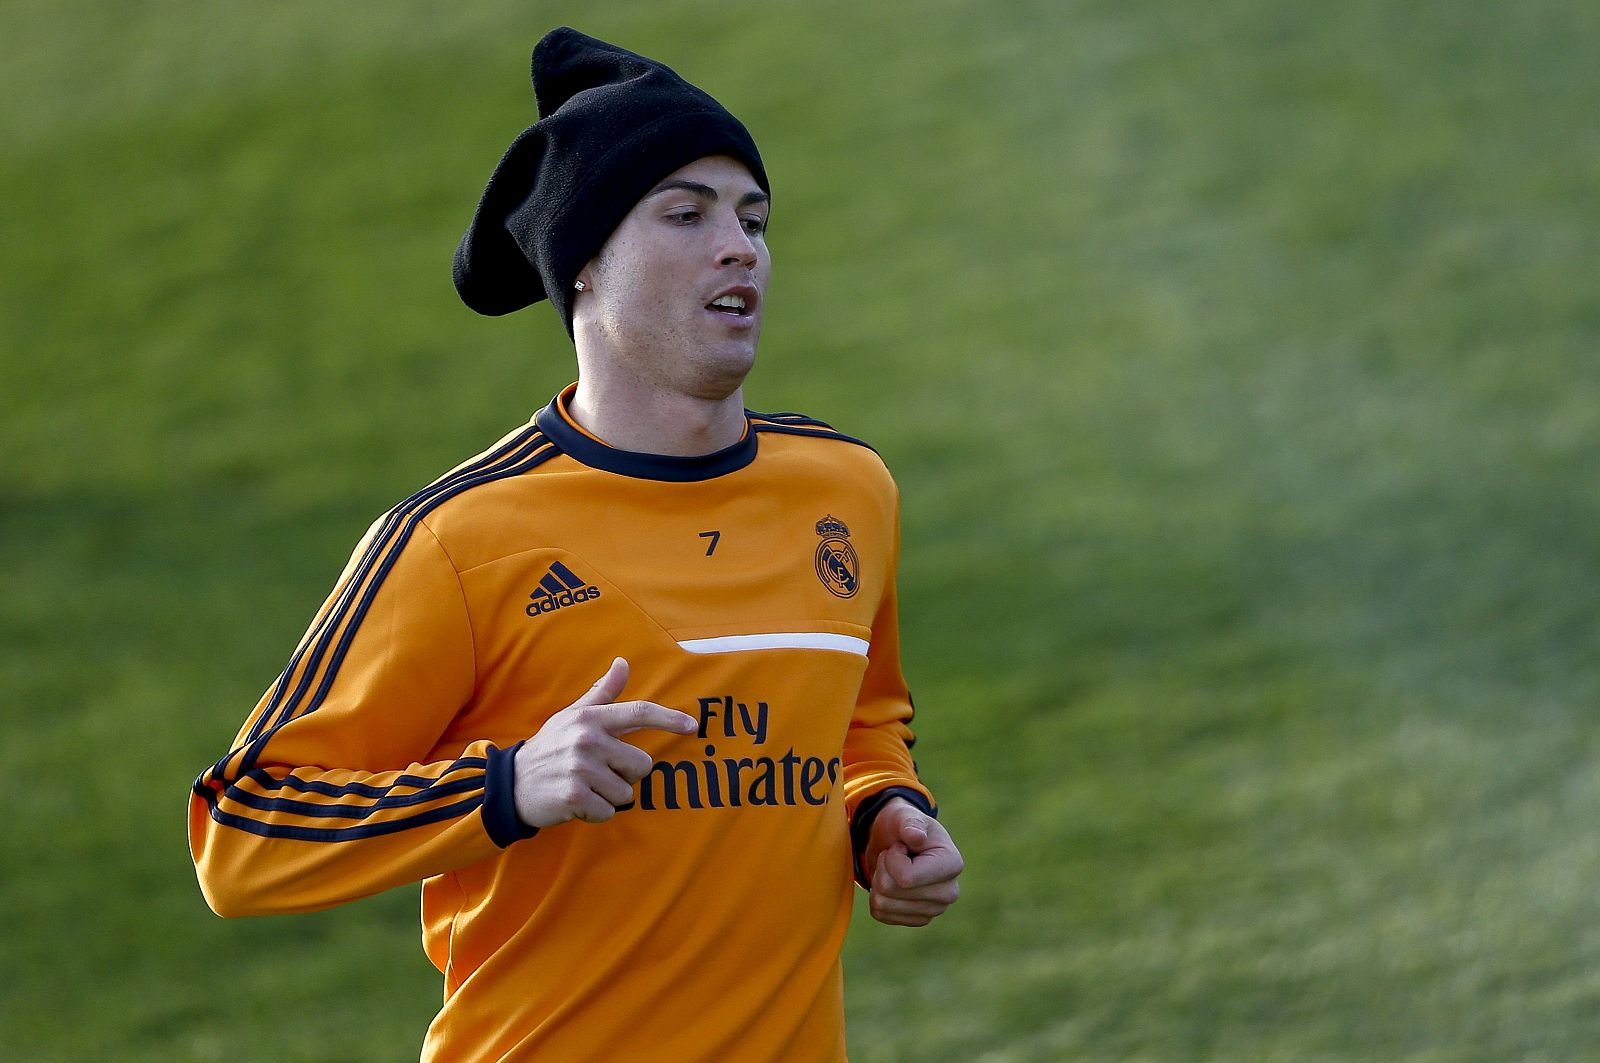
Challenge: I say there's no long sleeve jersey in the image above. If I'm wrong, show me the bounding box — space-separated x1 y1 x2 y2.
188 385 935 1062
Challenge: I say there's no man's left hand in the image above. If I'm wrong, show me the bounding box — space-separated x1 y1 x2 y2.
863 797 964 927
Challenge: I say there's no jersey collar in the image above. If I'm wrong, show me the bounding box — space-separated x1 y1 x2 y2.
535 385 758 482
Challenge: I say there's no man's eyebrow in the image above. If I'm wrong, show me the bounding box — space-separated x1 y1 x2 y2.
645 179 770 208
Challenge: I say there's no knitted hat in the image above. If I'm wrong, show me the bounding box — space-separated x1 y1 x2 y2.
453 27 769 335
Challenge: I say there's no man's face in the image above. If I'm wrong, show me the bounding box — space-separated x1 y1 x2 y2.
576 155 772 401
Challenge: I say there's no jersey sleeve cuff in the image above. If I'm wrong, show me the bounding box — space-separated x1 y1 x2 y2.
851 785 937 889
482 741 540 848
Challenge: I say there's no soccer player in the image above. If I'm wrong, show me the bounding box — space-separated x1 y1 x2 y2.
188 26 962 1062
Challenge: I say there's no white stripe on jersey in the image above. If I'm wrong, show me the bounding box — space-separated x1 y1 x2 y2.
676 632 871 657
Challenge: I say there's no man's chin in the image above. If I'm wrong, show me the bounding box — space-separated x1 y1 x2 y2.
686 343 758 400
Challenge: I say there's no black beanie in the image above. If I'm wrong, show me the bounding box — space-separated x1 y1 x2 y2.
453 27 769 335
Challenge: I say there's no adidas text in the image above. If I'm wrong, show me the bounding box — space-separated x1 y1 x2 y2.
526 585 601 616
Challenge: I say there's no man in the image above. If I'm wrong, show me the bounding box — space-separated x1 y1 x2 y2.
189 26 962 1062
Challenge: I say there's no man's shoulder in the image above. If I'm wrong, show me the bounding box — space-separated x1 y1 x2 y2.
746 409 876 450
362 420 554 545
745 406 902 505
747 409 894 480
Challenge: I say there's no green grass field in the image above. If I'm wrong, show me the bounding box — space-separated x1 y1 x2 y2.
4 1 1599 1059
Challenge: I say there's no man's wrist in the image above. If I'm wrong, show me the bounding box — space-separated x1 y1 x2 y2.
482 742 541 848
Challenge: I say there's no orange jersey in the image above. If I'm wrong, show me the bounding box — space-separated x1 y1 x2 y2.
188 384 935 1062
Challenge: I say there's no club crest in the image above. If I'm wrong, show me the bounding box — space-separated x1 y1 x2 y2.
813 515 859 598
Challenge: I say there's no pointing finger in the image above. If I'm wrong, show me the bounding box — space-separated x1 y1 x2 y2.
597 700 698 737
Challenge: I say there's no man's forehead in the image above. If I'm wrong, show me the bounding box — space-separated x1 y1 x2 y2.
644 156 766 200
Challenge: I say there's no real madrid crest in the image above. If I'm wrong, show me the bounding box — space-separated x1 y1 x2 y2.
813 515 859 598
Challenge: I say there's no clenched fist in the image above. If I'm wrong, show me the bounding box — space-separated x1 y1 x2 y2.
862 797 964 927
513 657 696 828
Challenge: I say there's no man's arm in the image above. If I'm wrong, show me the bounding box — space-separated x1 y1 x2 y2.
840 495 963 925
188 518 693 917
188 517 513 915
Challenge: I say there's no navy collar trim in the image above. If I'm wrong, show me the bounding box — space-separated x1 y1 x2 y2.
534 394 758 482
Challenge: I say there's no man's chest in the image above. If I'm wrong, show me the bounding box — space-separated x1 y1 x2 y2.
431 478 891 750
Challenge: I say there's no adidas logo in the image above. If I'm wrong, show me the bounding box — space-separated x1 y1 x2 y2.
525 561 602 617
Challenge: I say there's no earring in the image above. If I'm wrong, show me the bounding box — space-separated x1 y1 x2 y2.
573 280 587 292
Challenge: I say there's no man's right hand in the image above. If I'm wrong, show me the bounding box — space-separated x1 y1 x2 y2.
512 657 696 828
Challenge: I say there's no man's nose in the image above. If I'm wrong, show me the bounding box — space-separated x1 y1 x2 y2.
715 214 759 269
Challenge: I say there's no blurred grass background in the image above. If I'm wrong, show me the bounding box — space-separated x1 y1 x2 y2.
4 1 1599 1059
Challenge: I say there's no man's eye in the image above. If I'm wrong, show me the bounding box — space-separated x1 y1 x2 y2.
742 217 767 234
669 210 701 224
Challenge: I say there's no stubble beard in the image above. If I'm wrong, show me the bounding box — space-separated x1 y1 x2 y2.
645 314 760 402
690 337 759 400
587 300 761 402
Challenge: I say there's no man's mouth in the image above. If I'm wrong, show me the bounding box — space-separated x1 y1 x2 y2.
706 293 750 316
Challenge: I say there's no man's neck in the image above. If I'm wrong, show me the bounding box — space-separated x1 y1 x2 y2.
567 375 747 457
